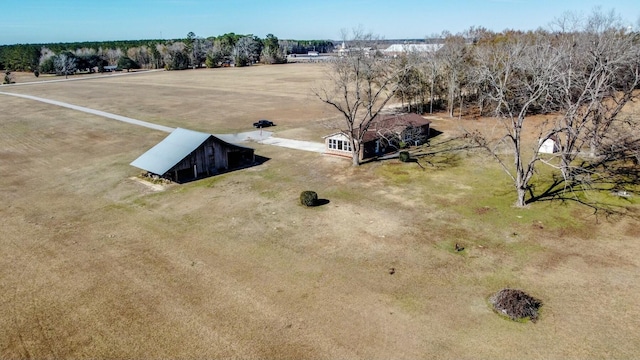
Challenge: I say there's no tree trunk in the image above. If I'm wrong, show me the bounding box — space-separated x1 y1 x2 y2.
516 185 527 207
514 127 527 207
448 87 455 117
352 153 360 166
351 140 361 166
589 135 599 158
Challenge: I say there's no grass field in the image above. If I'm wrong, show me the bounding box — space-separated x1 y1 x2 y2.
1 64 639 359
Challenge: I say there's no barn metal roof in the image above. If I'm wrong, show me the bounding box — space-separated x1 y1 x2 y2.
130 128 212 175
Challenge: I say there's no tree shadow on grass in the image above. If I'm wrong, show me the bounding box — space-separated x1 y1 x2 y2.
525 166 640 218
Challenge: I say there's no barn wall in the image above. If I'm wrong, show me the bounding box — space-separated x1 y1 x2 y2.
166 138 218 181
213 141 229 170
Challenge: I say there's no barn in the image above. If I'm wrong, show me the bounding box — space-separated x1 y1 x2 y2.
130 128 255 183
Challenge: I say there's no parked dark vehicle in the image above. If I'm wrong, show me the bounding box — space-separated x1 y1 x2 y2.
253 119 275 128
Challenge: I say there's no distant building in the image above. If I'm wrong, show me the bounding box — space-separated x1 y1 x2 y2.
383 43 443 57
337 41 372 57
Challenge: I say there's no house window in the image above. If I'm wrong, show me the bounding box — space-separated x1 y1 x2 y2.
328 138 351 152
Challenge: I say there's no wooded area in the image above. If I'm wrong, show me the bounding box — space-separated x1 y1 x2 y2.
0 33 335 73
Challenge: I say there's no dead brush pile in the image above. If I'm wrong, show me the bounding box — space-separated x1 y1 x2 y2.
489 288 542 323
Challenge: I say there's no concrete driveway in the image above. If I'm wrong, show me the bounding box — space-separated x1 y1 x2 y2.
215 131 324 153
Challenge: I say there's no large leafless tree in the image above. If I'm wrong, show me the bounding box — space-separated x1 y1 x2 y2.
439 32 469 118
551 11 640 182
53 53 77 79
472 33 563 207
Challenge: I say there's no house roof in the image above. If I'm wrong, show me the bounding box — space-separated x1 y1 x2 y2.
370 113 432 130
130 128 212 175
322 132 350 139
324 113 432 143
364 113 431 142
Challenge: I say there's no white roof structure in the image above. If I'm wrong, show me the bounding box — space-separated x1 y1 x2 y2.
538 138 559 154
383 43 443 53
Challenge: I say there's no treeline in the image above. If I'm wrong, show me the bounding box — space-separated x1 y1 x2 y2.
0 33 335 73
394 25 640 119
281 40 335 54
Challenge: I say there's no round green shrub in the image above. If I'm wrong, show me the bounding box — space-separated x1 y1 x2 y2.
300 191 318 206
399 151 411 162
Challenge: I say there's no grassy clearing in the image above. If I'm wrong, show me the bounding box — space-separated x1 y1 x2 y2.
1 66 639 359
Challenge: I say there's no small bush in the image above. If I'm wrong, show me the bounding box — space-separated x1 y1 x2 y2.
489 288 542 323
3 71 15 84
33 70 40 77
399 151 411 162
300 191 318 206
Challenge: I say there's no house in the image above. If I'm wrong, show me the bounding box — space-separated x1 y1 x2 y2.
539 137 559 154
324 113 432 160
130 128 255 183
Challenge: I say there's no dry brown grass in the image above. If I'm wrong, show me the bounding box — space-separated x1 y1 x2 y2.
1 64 639 359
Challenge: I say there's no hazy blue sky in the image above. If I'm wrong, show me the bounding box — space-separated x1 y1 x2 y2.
1 0 638 45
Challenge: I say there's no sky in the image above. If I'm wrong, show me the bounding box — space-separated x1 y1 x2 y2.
1 0 639 45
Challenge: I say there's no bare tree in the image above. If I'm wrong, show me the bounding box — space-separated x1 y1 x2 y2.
127 46 152 69
53 53 77 79
395 41 444 115
395 50 425 113
551 9 640 181
233 36 261 66
39 47 55 63
185 32 208 68
439 32 469 118
423 45 443 114
471 33 563 207
469 8 640 208
314 29 409 166
104 48 123 66
161 42 189 70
